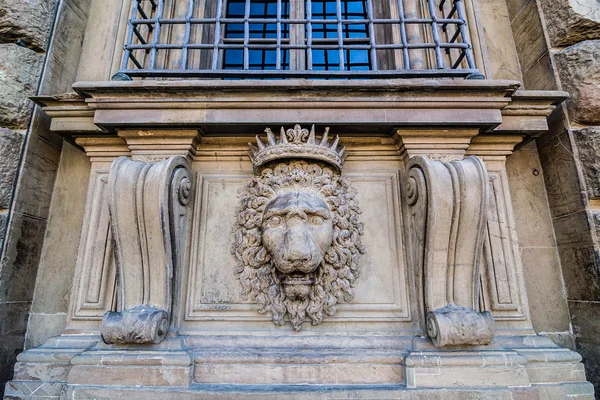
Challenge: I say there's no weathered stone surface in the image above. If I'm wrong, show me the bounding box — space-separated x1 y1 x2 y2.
234 128 365 331
572 127 600 199
0 213 47 303
554 41 600 125
536 116 587 218
0 213 7 245
540 0 600 47
0 45 44 129
0 0 57 51
569 300 600 395
0 302 30 397
0 128 23 209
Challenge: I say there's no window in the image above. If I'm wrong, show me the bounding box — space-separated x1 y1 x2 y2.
117 0 483 79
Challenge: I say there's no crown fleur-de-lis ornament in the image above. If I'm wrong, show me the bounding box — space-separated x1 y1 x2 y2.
249 124 346 172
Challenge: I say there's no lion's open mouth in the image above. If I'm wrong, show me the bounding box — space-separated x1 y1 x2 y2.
282 273 313 286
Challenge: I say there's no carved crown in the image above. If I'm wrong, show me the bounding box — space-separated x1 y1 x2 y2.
250 124 346 171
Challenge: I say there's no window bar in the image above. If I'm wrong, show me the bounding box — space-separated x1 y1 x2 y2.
243 0 251 70
179 0 195 70
425 0 445 69
453 0 476 69
122 0 142 70
137 2 152 22
335 0 345 71
276 0 282 69
441 4 457 31
365 0 378 71
451 50 466 69
401 0 419 69
148 0 165 70
211 0 224 70
306 0 313 70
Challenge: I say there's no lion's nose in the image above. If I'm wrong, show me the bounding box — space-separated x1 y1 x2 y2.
284 224 312 264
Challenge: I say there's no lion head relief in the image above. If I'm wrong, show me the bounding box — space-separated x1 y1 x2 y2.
232 127 365 331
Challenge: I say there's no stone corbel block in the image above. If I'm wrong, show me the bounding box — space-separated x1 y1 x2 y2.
100 156 192 344
405 155 494 347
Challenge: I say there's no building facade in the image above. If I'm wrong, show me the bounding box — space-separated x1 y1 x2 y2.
0 0 599 398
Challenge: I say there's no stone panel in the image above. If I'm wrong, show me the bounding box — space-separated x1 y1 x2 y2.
506 143 557 248
569 300 600 394
0 301 30 395
539 0 600 47
557 243 600 302
572 127 600 199
536 123 587 218
0 213 7 245
0 45 44 130
477 0 521 81
184 169 412 330
38 0 91 96
29 142 89 317
0 0 57 51
23 313 66 350
0 333 26 397
10 114 62 220
0 214 47 303
0 128 23 209
520 247 571 333
554 41 600 125
522 52 557 91
510 0 547 72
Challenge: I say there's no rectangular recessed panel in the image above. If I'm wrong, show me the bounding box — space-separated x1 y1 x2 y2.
185 170 411 327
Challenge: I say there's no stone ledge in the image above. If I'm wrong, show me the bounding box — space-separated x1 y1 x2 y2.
32 81 567 138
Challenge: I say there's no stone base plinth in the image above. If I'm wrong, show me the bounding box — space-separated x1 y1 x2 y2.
4 334 595 399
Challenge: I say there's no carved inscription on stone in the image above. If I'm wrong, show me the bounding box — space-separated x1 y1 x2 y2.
232 125 365 331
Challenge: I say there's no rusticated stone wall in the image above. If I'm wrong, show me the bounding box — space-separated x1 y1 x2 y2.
507 0 600 391
0 0 90 395
0 1 56 395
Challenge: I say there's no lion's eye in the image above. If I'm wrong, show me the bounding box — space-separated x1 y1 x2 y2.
267 216 282 227
310 216 324 226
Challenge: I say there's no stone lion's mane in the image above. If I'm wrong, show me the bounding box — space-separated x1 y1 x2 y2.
232 160 364 330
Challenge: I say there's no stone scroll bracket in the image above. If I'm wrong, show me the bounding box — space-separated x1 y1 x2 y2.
405 155 495 347
100 156 193 344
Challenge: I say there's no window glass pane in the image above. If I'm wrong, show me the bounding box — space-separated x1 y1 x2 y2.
308 0 370 71
223 0 290 70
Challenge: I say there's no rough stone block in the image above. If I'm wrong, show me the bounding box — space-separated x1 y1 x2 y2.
554 41 600 125
557 243 600 302
0 44 44 129
568 300 600 394
0 212 7 244
0 128 23 209
0 334 25 396
23 313 66 350
536 126 587 218
540 0 600 47
572 127 600 199
0 0 57 51
0 213 47 303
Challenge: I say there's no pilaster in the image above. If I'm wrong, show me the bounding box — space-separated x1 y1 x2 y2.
395 128 478 161
467 134 533 332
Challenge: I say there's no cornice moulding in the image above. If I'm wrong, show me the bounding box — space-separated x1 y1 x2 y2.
31 81 568 141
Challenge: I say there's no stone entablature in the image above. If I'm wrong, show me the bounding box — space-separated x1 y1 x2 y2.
5 80 594 399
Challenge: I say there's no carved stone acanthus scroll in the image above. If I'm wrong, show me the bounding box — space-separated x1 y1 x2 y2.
406 155 495 347
233 125 364 331
100 156 192 344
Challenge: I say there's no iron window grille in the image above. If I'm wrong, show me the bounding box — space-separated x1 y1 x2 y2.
116 0 484 80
